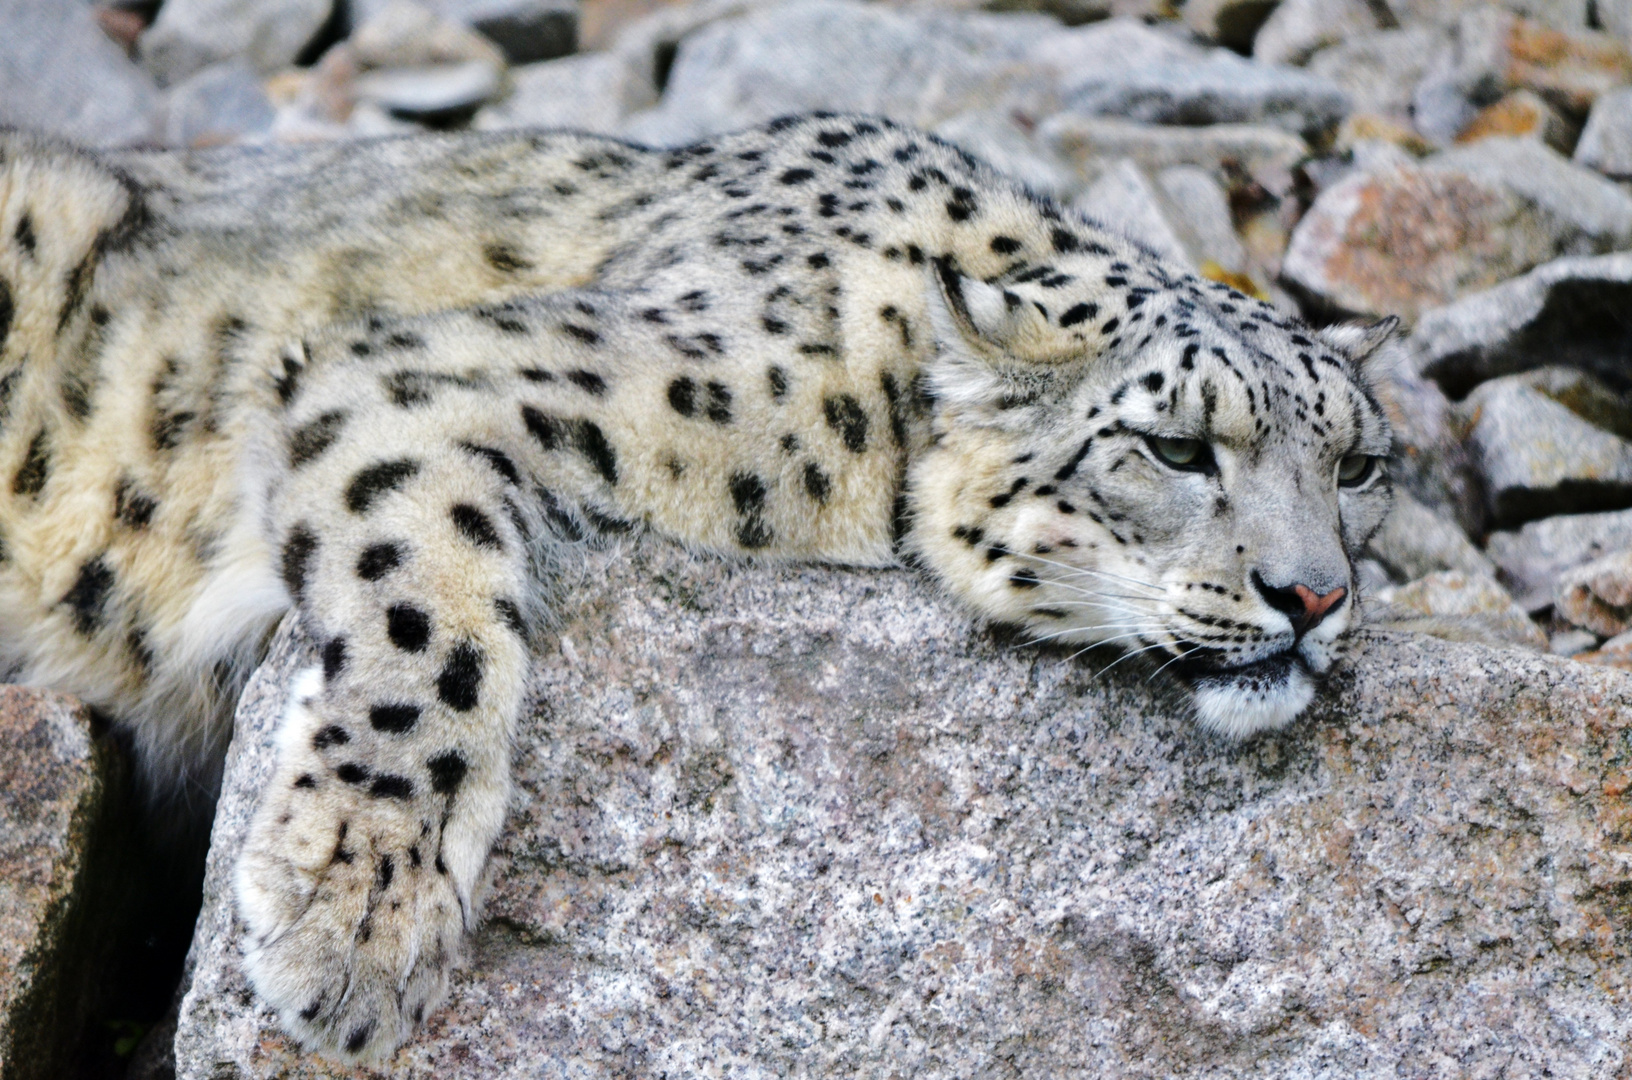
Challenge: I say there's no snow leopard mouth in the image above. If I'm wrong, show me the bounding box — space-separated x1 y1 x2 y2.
1168 650 1319 739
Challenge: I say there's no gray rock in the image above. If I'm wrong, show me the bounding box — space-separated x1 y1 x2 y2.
1455 88 1575 152
1182 0 1280 52
1154 165 1249 274
982 0 1166 25
160 60 276 149
1252 0 1385 68
1377 363 1486 535
1410 252 1632 399
1281 139 1632 320
430 0 577 65
138 0 333 87
1061 48 1350 139
1039 113 1308 192
1366 570 1548 650
1549 627 1600 656
1459 366 1632 528
476 53 653 135
1364 489 1495 583
1575 86 1632 179
0 0 160 147
350 0 510 71
1555 548 1632 636
1307 27 1447 124
621 0 1059 146
1411 8 1514 144
354 60 504 123
1073 159 1193 265
0 687 123 1079
931 109 1079 199
171 543 1632 1077
1487 507 1632 611
1600 0 1632 42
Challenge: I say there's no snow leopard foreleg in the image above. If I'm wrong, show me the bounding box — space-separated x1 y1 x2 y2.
235 324 564 1061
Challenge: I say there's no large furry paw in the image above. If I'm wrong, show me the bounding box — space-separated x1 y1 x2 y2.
235 673 471 1061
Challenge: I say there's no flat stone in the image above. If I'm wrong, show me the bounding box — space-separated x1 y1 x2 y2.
1073 159 1193 265
1556 549 1632 636
1366 570 1548 650
1281 139 1632 320
1410 252 1632 398
350 0 509 71
931 109 1079 199
1460 366 1632 528
1487 507 1632 611
138 0 333 87
1455 88 1574 151
172 543 1632 1077
1550 627 1601 656
1308 26 1446 123
1377 362 1486 535
0 687 119 1078
160 60 276 149
620 0 1060 146
354 61 504 122
1364 488 1494 583
477 53 654 135
0 0 160 147
429 0 577 65
1252 0 1385 67
1061 47 1350 139
1039 113 1308 193
1575 86 1632 179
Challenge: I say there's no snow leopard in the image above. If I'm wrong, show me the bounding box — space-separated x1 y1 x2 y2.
0 113 1394 1059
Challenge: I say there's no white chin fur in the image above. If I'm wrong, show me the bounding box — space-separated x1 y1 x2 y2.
1191 666 1315 740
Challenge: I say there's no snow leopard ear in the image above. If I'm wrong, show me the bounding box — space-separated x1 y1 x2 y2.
1316 316 1401 390
923 260 1063 422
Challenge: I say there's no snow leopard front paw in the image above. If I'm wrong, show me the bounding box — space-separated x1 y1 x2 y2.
235 671 473 1061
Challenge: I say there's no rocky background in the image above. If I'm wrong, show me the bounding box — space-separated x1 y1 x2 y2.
3 0 1632 1075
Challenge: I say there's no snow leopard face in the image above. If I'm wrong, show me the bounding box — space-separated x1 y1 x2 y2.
910 258 1395 739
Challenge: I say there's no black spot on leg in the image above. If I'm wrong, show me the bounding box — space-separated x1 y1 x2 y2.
436 642 484 711
1059 303 1097 328
14 214 36 257
369 703 421 733
768 366 788 399
114 477 157 528
357 541 403 580
729 472 773 548
484 242 532 273
460 442 520 485
280 525 318 604
803 461 830 503
61 556 115 635
344 1021 374 1055
387 604 431 652
293 774 317 789
369 774 414 800
313 725 350 749
573 421 619 484
990 235 1021 254
13 429 49 496
450 504 502 549
566 369 606 393
428 751 468 795
668 377 697 416
823 395 868 452
705 381 733 424
346 459 421 513
289 409 348 467
323 637 347 682
336 762 369 784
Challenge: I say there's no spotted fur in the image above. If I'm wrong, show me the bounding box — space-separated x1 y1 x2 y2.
0 116 1393 1061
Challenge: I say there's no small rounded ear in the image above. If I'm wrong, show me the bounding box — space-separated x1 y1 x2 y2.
1315 316 1402 390
924 260 1062 423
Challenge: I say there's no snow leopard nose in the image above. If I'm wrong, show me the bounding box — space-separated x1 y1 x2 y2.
1251 572 1348 640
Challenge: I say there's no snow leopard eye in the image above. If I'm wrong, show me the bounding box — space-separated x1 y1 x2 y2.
1337 454 1377 487
1145 435 1215 475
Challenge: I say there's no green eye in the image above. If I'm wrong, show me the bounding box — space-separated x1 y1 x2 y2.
1146 436 1214 473
1337 454 1375 486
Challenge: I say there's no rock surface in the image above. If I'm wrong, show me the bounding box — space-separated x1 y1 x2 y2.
1576 86 1632 178
1039 113 1308 191
1556 549 1632 637
1486 507 1632 611
0 687 121 1080
476 53 655 135
138 0 334 87
1366 569 1549 649
172 543 1632 1078
1251 0 1383 67
1410 251 1632 398
0 0 161 148
1459 366 1632 528
1282 140 1632 320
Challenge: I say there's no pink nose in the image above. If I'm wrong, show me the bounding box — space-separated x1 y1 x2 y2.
1293 584 1347 623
